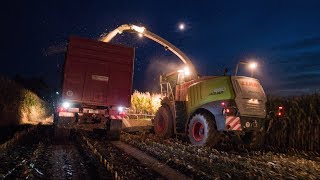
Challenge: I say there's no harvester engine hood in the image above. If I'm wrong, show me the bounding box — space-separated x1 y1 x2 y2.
231 76 267 118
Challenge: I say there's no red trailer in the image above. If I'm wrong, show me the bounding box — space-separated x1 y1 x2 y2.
56 36 134 138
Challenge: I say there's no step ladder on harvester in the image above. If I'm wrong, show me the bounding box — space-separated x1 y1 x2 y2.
159 75 188 136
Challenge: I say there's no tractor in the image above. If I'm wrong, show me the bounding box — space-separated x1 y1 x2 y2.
153 69 267 146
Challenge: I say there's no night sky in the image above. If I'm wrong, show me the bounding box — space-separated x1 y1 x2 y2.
1 0 320 96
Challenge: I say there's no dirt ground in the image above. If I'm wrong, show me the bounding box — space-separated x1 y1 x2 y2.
0 126 111 179
126 119 152 127
2 124 319 179
121 132 320 179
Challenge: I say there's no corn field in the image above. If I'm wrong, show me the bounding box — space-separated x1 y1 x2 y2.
130 90 161 115
0 76 53 126
265 94 320 152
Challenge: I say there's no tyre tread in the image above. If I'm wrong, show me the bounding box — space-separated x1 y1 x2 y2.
188 112 220 146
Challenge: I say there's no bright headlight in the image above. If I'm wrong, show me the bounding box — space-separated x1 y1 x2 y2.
118 106 124 112
184 66 190 76
62 101 71 108
131 25 145 33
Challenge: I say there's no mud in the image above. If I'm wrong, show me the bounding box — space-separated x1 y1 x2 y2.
0 126 112 179
121 132 320 179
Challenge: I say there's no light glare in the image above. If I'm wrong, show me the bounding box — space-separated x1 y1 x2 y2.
184 66 190 76
118 106 124 112
62 102 71 108
249 62 257 69
131 25 145 33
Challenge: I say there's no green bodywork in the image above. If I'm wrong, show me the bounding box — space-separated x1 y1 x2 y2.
186 76 235 116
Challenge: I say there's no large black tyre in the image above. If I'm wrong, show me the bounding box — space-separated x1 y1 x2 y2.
53 112 59 125
188 113 220 146
153 106 173 138
242 131 265 149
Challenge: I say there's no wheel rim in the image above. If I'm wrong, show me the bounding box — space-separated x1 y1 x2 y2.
192 121 204 141
156 115 165 132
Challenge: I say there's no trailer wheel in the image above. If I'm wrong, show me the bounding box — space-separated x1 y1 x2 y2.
153 106 173 138
53 112 59 125
188 113 220 146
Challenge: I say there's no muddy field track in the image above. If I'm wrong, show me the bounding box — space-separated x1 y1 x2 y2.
77 129 320 179
0 126 113 179
0 126 183 179
78 130 186 180
1 125 320 179
119 132 320 179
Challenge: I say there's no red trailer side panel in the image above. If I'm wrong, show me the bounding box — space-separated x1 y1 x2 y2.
62 36 134 108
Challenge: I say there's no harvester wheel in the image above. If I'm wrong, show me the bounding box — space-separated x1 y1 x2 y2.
153 106 173 138
188 113 220 146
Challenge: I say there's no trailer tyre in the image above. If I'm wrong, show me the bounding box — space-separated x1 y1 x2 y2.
153 106 173 138
53 112 59 125
188 113 220 146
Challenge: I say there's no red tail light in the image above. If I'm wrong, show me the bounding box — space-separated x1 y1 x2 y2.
223 108 237 116
119 111 126 118
277 106 285 117
57 107 66 112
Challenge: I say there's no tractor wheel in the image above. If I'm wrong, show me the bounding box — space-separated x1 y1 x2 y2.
153 106 173 138
188 113 220 146
242 131 265 149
